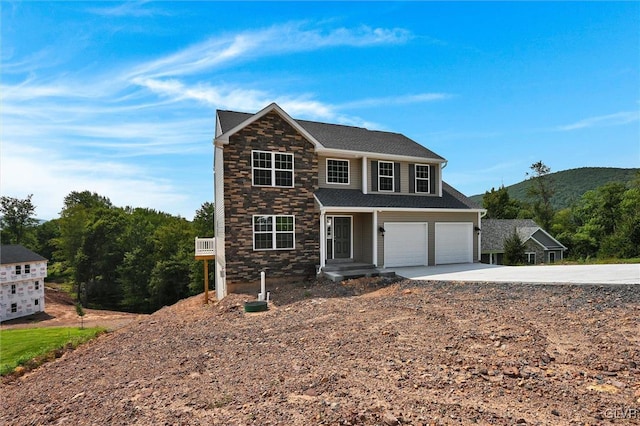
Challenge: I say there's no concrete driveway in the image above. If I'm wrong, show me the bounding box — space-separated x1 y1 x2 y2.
389 263 640 285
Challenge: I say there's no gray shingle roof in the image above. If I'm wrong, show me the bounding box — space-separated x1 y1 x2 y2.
315 183 478 210
217 109 445 160
480 219 564 252
0 245 47 264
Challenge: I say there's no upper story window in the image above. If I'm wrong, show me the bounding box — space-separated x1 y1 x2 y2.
378 161 394 192
11 284 16 294
25 264 31 274
252 150 294 187
326 159 350 184
415 165 430 193
15 265 21 275
253 215 295 250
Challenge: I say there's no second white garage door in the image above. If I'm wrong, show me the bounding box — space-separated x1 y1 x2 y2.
384 222 428 267
435 222 474 264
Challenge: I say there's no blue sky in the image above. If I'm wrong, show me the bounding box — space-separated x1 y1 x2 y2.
2 1 639 220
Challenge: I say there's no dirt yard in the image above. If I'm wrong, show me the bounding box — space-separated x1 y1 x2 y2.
0 285 141 331
2 278 639 425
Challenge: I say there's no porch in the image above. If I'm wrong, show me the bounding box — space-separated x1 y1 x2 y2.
195 237 216 259
194 237 215 304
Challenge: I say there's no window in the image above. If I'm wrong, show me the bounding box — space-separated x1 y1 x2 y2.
11 303 17 313
35 281 40 290
11 284 16 294
24 264 31 274
378 161 394 192
326 159 350 184
526 252 536 264
549 252 556 263
253 215 295 250
34 299 39 306
15 265 21 275
415 165 430 193
252 151 294 187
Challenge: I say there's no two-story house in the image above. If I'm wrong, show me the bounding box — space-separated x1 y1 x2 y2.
0 245 47 322
212 103 484 299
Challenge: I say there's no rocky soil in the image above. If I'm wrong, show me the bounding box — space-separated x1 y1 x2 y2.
2 278 639 425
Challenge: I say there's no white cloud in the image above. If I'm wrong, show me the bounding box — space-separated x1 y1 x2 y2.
339 93 454 109
556 111 640 131
127 22 411 79
0 142 192 220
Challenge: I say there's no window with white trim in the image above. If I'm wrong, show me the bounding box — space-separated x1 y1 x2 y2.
378 161 394 192
35 281 40 290
25 264 31 274
253 215 295 250
11 284 16 294
415 165 430 193
11 303 17 313
34 299 39 306
252 151 294 187
15 265 21 275
326 159 350 184
526 252 536 264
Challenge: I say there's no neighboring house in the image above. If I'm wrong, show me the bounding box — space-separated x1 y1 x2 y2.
212 103 484 298
480 219 566 265
0 245 47 322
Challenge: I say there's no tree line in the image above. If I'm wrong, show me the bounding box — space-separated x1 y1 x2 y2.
1 191 214 313
483 162 640 261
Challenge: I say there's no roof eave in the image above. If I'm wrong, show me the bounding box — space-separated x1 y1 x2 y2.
316 147 446 163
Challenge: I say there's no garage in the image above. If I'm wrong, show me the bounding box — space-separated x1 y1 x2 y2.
435 222 473 264
384 222 428 267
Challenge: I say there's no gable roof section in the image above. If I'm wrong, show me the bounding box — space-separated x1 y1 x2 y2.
315 184 479 210
0 245 47 264
216 104 445 161
481 219 566 252
215 103 323 149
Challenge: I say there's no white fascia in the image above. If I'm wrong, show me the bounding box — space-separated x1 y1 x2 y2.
317 148 447 165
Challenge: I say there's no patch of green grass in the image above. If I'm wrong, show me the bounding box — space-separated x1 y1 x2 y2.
0 327 105 375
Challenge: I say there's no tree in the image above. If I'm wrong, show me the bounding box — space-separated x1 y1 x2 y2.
482 186 521 219
503 228 526 265
0 194 38 244
75 303 85 329
193 202 215 237
526 161 555 230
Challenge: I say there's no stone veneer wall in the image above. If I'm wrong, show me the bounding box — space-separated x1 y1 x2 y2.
223 112 319 285
524 240 546 265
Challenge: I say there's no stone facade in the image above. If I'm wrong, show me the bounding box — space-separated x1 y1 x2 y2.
223 112 319 285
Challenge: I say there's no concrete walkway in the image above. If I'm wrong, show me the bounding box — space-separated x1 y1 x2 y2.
389 263 640 285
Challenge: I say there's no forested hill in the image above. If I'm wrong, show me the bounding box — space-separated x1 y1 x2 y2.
470 167 640 210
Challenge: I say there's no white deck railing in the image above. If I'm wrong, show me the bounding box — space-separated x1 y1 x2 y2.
195 237 216 257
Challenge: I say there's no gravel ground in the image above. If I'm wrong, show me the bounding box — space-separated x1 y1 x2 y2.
2 278 639 425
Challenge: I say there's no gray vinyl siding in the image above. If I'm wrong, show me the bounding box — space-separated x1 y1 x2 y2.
318 156 361 190
367 159 441 196
377 211 478 266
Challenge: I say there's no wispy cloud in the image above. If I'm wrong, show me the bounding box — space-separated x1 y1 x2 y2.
338 93 454 109
85 1 170 18
1 19 424 218
555 111 640 131
127 22 411 79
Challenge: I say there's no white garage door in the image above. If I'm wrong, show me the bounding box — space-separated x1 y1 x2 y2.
384 222 428 267
435 222 473 264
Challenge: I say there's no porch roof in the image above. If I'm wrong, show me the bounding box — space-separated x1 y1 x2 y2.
315 184 480 210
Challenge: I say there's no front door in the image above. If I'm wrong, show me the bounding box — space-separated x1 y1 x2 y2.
333 217 351 259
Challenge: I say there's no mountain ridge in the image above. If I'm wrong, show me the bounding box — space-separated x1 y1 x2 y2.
470 167 639 210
